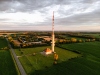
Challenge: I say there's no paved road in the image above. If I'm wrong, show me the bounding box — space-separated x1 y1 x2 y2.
6 38 27 75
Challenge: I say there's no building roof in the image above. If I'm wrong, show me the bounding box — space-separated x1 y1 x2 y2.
44 48 52 52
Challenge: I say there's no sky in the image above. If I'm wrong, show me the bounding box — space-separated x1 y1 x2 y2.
0 0 100 31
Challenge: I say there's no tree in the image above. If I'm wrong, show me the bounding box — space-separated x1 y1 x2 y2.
53 61 57 65
54 53 58 60
92 39 95 41
71 38 77 43
8 36 13 42
78 39 82 42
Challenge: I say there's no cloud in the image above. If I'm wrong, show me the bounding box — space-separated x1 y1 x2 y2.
55 10 100 26
0 0 100 31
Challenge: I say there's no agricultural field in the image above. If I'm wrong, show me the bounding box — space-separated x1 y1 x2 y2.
14 42 100 75
0 37 8 49
0 50 18 75
82 33 100 38
56 42 100 75
1 32 100 75
0 38 18 75
15 46 81 74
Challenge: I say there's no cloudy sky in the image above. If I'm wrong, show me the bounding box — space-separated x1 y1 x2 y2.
0 0 100 31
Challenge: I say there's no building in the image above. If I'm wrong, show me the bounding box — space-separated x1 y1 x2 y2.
41 48 52 55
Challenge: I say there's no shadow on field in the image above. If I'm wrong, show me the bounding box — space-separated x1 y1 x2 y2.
30 56 100 75
30 58 77 75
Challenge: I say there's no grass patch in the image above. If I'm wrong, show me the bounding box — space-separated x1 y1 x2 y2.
15 46 80 74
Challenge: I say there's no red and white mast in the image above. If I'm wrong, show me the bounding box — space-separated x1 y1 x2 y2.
52 11 55 52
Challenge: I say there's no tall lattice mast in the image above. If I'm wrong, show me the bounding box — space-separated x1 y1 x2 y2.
52 11 55 52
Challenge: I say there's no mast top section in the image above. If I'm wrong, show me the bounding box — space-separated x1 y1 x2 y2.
52 11 54 34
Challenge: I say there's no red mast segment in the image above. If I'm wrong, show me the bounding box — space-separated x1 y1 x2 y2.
52 11 54 35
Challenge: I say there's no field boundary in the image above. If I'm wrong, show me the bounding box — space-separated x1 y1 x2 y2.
6 38 27 75
9 49 21 75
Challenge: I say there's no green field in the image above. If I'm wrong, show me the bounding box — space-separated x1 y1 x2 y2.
1 36 100 75
60 42 100 57
82 33 100 38
0 50 18 75
15 42 100 75
56 42 100 75
0 38 18 75
0 38 8 48
15 46 81 74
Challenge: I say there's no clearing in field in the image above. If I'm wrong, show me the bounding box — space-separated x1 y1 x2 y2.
15 46 81 74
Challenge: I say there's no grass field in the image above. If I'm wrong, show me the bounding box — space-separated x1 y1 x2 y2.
0 38 18 75
0 50 18 75
56 42 100 75
60 42 100 57
15 46 81 74
15 42 100 75
82 33 100 38
0 38 8 48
